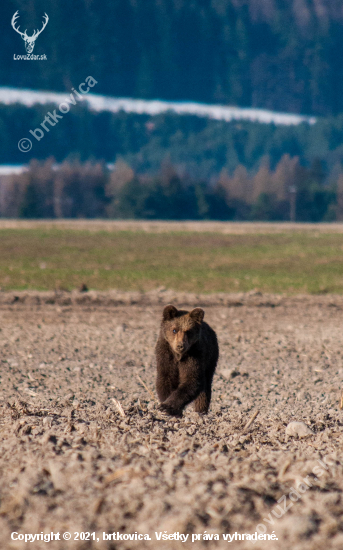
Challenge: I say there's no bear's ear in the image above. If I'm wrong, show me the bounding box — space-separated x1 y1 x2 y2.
190 307 204 324
163 304 178 321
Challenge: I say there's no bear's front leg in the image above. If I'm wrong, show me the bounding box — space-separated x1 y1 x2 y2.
156 370 174 403
159 400 183 417
159 361 201 416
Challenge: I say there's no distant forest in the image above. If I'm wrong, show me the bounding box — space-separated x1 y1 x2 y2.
1 156 342 222
3 0 343 115
3 0 343 221
3 103 343 221
3 104 343 178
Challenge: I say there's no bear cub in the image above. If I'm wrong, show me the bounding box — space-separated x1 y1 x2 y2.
155 304 219 416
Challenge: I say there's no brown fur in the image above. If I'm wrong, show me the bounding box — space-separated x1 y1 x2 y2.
155 304 219 416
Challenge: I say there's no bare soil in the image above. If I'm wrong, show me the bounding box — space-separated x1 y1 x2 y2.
1 291 343 549
1 219 343 234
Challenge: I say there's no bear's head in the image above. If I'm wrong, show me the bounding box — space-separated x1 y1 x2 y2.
161 304 204 358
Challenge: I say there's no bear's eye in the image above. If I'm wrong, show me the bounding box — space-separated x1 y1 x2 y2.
173 328 178 334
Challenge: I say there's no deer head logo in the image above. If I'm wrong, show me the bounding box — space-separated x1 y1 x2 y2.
11 11 49 54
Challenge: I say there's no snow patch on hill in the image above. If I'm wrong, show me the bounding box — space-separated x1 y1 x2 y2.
0 87 317 126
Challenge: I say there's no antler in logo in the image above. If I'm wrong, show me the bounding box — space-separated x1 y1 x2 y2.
11 11 49 54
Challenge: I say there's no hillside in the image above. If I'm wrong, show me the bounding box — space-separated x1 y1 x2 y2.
3 0 343 116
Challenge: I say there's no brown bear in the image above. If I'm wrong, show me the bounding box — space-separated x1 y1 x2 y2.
155 304 219 416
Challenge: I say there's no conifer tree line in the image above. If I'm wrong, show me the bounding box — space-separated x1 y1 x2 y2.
4 105 343 176
3 0 343 116
4 1 343 221
2 104 343 221
1 156 342 222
